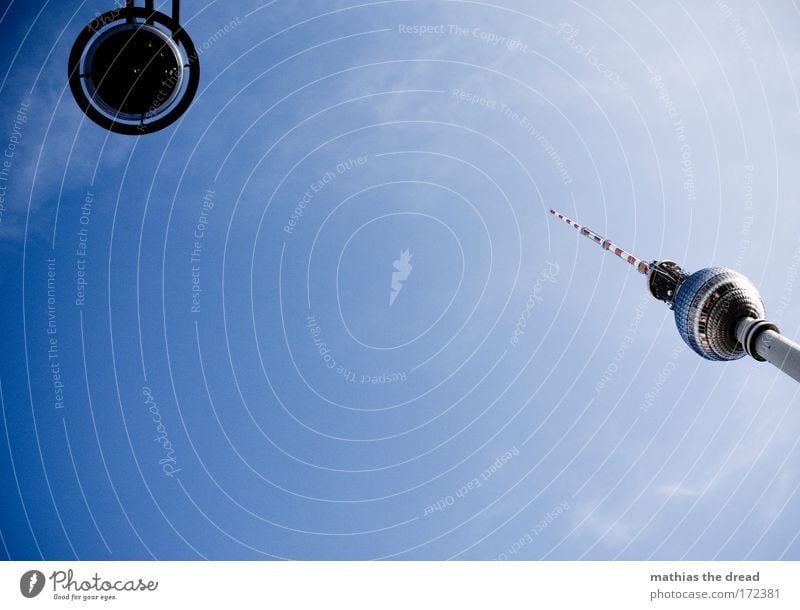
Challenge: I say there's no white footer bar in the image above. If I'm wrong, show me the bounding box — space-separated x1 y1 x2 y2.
1 561 798 609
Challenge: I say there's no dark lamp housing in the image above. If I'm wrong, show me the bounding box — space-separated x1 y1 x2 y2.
68 3 199 135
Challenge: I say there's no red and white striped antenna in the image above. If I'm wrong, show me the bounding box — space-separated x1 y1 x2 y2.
549 208 650 275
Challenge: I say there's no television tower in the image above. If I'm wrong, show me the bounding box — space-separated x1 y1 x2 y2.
549 208 800 383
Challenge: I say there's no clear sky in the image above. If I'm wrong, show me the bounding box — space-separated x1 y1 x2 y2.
0 0 798 560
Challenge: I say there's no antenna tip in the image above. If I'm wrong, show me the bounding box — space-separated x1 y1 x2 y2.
549 208 556 215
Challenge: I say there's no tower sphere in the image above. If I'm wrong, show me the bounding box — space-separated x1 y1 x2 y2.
672 267 766 361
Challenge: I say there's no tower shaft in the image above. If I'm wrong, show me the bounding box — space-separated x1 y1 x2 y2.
736 317 800 383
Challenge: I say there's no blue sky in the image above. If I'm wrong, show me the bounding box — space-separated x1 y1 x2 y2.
0 0 799 560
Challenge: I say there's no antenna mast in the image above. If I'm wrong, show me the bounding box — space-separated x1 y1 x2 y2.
549 209 650 275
